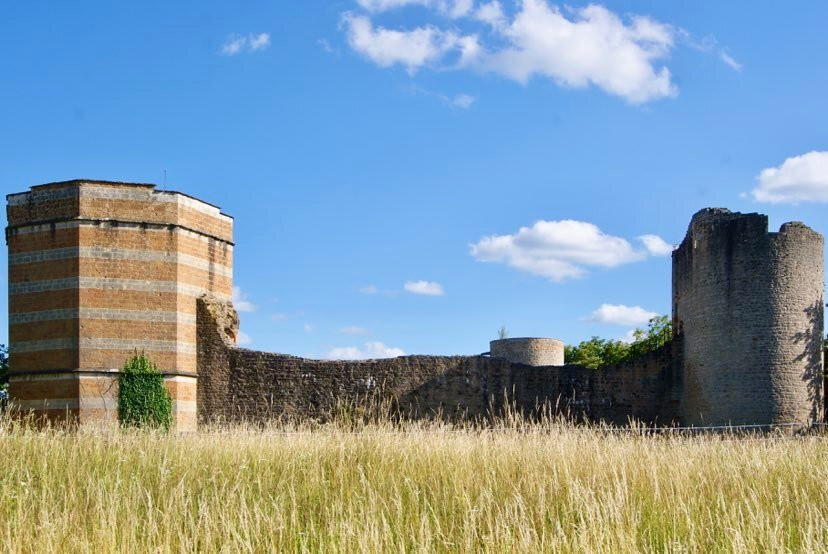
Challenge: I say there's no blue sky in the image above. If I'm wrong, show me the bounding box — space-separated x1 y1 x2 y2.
2 0 827 358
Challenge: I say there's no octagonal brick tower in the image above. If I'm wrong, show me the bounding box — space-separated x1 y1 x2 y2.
6 180 233 430
673 208 824 426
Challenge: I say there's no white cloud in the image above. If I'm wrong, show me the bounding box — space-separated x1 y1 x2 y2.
410 86 476 108
318 38 339 55
619 329 637 343
677 29 741 72
481 2 676 104
359 284 400 297
232 286 257 312
342 13 478 73
221 33 271 56
324 341 406 360
404 280 445 296
270 313 289 321
304 324 314 333
719 51 742 72
452 93 475 108
447 0 474 18
751 151 828 203
249 32 271 51
344 1 679 103
475 1 507 29
222 36 246 56
638 234 673 256
237 330 252 346
339 326 370 335
586 304 658 326
357 0 474 18
470 220 659 281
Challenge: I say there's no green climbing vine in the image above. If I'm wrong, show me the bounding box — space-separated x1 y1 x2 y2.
118 351 172 429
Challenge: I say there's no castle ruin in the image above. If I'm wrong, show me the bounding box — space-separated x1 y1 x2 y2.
5 181 825 429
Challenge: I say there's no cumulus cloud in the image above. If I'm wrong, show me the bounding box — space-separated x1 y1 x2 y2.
404 280 445 296
470 220 668 281
475 1 507 29
232 286 256 312
339 326 370 335
481 2 677 104
343 0 680 103
221 32 271 56
342 13 478 73
751 151 828 203
324 341 406 360
638 234 673 256
586 303 658 326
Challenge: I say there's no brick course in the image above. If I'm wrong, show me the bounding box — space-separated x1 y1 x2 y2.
6 180 233 430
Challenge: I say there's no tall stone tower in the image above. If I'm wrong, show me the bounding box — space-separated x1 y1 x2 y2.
673 208 824 426
6 180 233 430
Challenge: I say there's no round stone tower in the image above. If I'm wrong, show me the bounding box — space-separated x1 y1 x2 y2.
489 338 565 366
672 208 824 426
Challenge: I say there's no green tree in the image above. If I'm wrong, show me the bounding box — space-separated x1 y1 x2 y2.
564 337 630 369
565 315 672 369
118 351 172 429
627 315 672 360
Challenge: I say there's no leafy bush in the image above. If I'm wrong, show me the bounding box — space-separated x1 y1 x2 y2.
118 351 172 429
565 315 672 369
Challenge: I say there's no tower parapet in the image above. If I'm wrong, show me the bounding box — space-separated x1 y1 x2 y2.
6 180 233 429
672 208 824 426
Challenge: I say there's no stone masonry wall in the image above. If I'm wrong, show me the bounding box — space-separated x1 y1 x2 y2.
673 209 824 426
489 338 565 366
197 296 681 426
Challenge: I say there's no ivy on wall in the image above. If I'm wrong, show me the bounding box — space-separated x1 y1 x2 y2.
118 351 172 429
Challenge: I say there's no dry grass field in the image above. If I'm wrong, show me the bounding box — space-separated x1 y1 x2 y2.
1 413 827 553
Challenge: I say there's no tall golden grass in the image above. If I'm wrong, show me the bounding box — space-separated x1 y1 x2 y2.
1 413 827 552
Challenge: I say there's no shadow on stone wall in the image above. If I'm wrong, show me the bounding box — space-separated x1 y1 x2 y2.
793 300 825 423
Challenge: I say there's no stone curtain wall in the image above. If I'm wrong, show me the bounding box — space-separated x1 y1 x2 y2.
673 209 824 426
8 185 823 431
197 296 681 426
6 180 234 430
